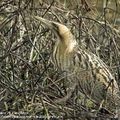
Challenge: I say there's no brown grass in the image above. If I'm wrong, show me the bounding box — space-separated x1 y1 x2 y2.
0 0 120 119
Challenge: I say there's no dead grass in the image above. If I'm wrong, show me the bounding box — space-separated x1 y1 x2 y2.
0 0 120 119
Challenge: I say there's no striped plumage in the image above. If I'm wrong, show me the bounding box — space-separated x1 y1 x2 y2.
34 16 120 111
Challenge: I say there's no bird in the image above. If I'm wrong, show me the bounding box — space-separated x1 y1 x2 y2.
34 16 120 112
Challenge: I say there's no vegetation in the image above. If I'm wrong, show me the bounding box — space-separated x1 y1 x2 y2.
0 0 120 119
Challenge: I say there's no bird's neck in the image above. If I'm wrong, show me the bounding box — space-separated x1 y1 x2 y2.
53 38 77 70
57 37 77 55
60 31 77 53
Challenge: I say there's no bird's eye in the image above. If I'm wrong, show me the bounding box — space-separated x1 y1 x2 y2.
51 22 62 39
52 22 59 31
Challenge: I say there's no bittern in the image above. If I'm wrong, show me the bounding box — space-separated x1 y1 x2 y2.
34 16 120 111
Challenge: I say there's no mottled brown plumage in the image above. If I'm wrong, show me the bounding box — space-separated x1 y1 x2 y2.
34 16 120 111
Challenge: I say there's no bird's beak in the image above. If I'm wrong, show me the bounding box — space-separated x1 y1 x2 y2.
33 16 60 38
34 16 55 29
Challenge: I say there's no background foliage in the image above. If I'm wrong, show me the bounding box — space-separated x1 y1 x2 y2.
0 0 120 119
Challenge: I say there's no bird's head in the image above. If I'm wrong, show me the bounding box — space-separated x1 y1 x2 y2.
34 16 77 53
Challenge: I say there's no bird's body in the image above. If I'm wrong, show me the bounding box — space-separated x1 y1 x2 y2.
34 16 120 111
75 49 119 102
